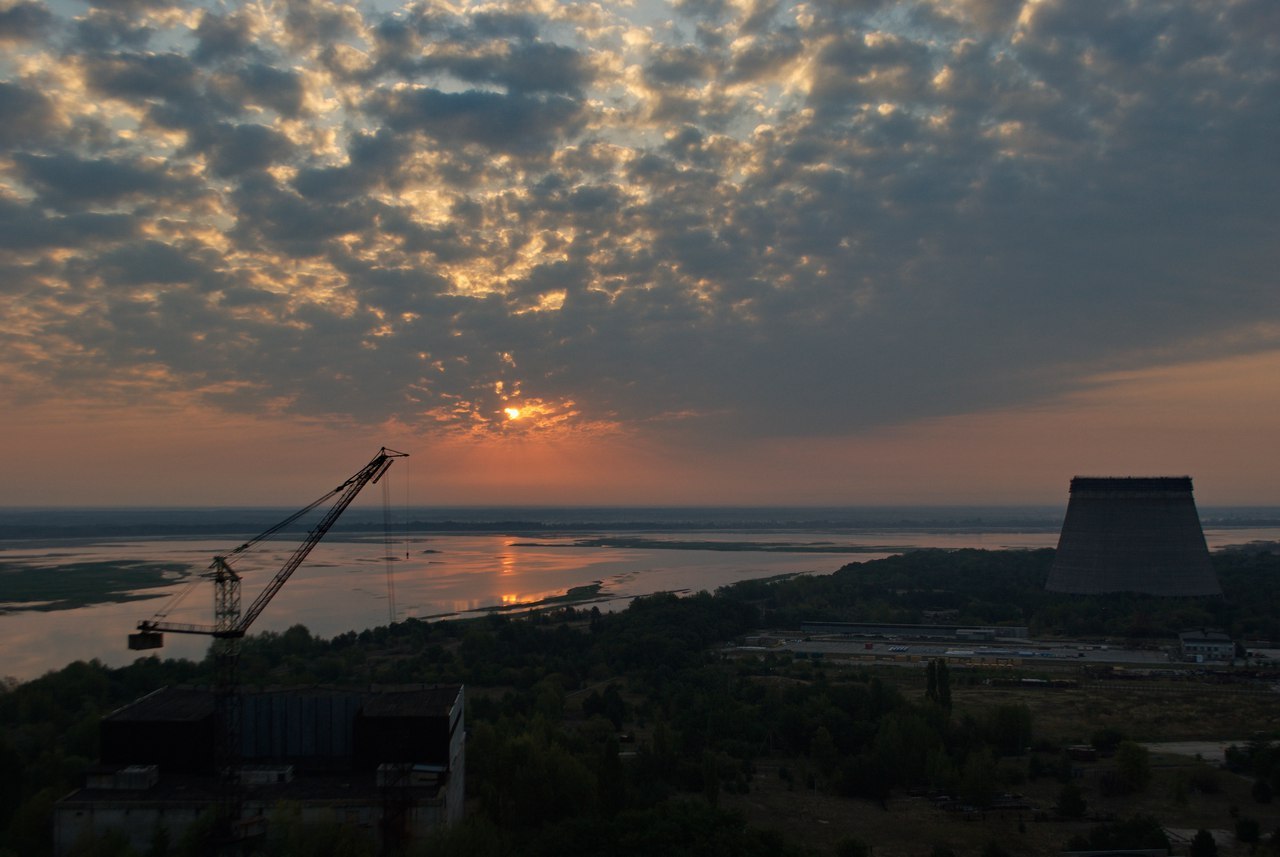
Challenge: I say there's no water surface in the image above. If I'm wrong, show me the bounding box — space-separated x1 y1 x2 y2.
2 507 1276 681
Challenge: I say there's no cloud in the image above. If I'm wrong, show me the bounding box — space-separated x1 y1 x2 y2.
192 10 255 64
0 196 138 249
0 0 1276 448
0 81 58 145
0 0 52 43
83 51 199 101
368 87 586 155
11 152 195 210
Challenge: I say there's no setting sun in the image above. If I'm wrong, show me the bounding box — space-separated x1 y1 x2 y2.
504 407 522 420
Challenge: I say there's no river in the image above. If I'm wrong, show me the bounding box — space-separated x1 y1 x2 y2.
2 509 1277 680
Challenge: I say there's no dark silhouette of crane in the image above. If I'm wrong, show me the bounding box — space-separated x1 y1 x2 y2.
127 447 407 842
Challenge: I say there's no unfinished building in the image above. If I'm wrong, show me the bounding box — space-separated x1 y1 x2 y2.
54 684 463 855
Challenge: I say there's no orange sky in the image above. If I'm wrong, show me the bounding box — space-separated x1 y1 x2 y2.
5 348 1276 507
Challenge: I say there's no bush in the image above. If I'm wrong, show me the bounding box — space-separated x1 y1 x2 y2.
836 838 871 857
1253 778 1273 804
1103 742 1150 795
1189 763 1221 794
1189 829 1217 857
1236 817 1261 847
1069 814 1170 853
1057 783 1087 819
1091 728 1127 755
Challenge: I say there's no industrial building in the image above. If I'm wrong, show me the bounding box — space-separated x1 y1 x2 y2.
1046 476 1221 596
54 684 463 855
800 621 1030 640
1179 629 1235 663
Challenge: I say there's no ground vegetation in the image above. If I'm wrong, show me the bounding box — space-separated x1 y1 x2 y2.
3 549 1280 855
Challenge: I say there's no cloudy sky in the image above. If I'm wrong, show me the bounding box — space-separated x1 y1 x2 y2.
1 0 1277 507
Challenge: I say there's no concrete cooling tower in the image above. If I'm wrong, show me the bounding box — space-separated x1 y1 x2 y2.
1045 476 1221 596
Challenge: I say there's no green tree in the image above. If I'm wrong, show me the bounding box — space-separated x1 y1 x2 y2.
1057 782 1087 819
836 838 871 857
1190 829 1218 857
1113 741 1152 794
66 828 139 857
985 704 1032 756
936 660 952 711
1253 778 1273 804
960 749 998 808
1236 817 1261 849
702 750 721 807
1071 814 1170 853
1091 727 1127 755
810 726 839 780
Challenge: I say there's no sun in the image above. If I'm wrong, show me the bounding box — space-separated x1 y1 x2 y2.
504 407 522 420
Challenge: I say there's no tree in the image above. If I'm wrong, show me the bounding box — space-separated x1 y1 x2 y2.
985 704 1032 756
1072 814 1170 853
1112 741 1151 794
1190 829 1217 857
1253 778 1273 804
960 749 998 808
1090 727 1126 755
810 726 839 780
1057 782 1087 819
1236 816 1260 849
702 751 720 807
836 838 871 857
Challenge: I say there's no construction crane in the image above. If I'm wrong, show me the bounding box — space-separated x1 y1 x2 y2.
130 446 407 650
126 447 407 839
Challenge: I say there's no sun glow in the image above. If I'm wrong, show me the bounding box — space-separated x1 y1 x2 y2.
504 407 522 420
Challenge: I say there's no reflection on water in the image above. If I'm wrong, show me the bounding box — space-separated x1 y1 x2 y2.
3 526 1277 680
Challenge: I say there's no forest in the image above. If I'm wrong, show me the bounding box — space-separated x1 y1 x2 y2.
3 547 1280 856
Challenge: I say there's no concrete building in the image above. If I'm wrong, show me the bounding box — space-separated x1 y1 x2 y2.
1179 629 1235 663
55 684 463 855
1046 476 1221 596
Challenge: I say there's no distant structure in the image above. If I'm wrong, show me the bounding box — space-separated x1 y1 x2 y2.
1046 476 1221 596
54 684 463 856
1179 629 1235 662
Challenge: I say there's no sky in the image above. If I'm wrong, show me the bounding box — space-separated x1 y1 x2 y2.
0 0 1277 507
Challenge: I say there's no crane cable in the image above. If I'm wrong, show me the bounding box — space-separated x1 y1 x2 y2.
146 479 350 625
382 467 397 624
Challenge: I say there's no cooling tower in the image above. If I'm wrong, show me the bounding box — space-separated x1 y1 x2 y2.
1046 476 1221 596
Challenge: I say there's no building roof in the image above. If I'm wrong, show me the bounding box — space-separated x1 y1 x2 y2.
103 684 462 723
363 686 461 718
105 687 215 722
1179 629 1232 643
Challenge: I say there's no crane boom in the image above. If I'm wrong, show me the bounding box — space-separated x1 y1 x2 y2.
130 447 408 646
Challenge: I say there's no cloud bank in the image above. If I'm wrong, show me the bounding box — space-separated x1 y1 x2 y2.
1 0 1277 444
